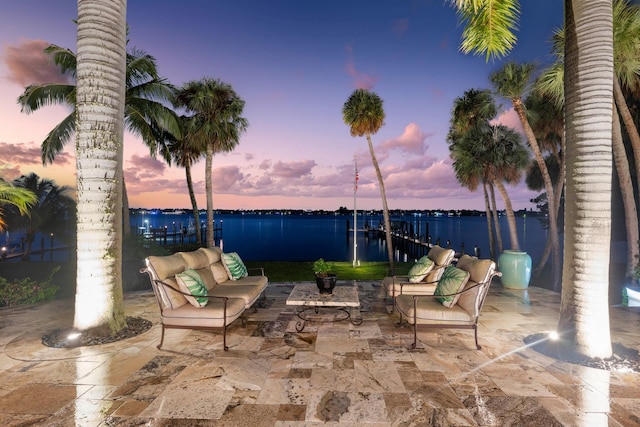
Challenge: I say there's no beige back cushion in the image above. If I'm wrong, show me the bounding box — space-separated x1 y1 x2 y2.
456 255 495 316
148 253 187 280
198 247 223 264
210 264 229 283
179 250 210 269
146 254 189 309
456 255 495 284
427 245 455 267
196 267 217 291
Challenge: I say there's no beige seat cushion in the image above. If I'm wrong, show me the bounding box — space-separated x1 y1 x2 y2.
395 295 474 325
210 283 265 308
161 297 245 328
383 276 437 297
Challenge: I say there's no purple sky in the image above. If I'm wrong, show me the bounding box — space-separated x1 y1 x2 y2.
0 0 563 211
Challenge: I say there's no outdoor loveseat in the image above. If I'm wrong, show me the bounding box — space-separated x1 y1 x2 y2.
394 254 500 350
141 246 267 350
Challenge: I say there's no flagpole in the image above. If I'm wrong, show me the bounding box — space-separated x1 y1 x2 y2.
353 157 358 267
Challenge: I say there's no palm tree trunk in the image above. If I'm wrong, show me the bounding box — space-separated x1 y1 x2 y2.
534 143 566 278
512 98 561 290
613 101 639 278
74 0 127 333
489 183 503 253
613 78 640 193
366 134 394 269
493 180 520 251
205 145 214 247
482 181 496 260
185 161 202 246
122 177 130 236
558 0 612 359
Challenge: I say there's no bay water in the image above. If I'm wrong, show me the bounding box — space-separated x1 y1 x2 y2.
131 211 549 264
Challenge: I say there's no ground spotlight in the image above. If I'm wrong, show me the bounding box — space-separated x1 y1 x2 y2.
548 331 559 341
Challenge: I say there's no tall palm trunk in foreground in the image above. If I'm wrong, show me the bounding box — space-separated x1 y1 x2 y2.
74 0 127 333
558 0 613 359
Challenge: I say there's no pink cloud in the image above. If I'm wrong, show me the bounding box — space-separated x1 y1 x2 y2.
0 141 72 166
0 164 22 180
3 39 72 87
491 108 524 134
258 160 271 170
344 44 378 90
379 122 432 155
271 160 316 178
212 166 245 191
127 154 167 179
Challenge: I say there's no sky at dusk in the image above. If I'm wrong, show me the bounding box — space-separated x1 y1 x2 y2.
0 0 563 211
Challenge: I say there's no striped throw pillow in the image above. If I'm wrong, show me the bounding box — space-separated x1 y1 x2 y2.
222 252 248 280
176 268 209 307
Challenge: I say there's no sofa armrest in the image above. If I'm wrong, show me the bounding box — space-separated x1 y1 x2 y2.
247 267 265 276
154 279 230 303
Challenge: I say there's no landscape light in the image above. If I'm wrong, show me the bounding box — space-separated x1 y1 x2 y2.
548 331 559 341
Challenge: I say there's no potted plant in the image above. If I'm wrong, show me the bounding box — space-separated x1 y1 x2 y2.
314 258 337 294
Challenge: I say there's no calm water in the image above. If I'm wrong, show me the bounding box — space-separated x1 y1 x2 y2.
131 211 550 263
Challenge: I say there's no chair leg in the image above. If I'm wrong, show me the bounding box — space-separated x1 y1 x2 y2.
474 327 481 350
157 324 165 350
223 322 229 351
411 324 418 349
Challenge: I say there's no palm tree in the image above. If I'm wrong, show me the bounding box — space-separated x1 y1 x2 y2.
4 173 75 260
451 0 614 359
523 90 565 276
448 88 502 259
0 179 36 232
537 0 640 278
73 0 127 334
451 123 529 251
490 61 562 291
167 115 204 245
174 78 248 247
17 42 179 235
342 89 394 270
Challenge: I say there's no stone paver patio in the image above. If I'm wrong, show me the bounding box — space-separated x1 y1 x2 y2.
1 281 639 426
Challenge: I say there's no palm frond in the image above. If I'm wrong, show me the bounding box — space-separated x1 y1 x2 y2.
42 112 76 164
456 0 520 61
17 84 75 113
44 44 77 77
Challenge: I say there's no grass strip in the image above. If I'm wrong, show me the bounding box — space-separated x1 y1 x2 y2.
244 261 412 282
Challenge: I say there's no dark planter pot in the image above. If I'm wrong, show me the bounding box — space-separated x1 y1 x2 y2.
316 274 337 294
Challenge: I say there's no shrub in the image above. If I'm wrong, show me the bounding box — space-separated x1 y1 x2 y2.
0 267 60 307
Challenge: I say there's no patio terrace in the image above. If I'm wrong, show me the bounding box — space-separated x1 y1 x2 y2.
1 282 639 426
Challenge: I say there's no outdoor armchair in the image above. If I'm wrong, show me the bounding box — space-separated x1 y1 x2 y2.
394 254 500 350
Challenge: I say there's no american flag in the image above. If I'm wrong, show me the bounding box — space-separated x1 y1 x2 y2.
354 158 359 192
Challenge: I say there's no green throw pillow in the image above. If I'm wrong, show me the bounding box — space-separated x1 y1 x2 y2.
222 252 248 280
408 257 434 283
176 268 209 307
434 266 470 308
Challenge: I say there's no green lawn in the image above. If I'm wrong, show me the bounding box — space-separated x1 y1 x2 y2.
244 260 412 282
